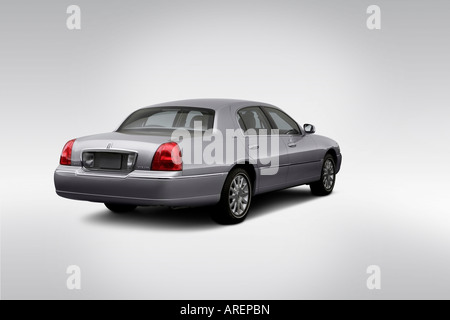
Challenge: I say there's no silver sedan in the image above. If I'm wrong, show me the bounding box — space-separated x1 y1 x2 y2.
54 99 342 224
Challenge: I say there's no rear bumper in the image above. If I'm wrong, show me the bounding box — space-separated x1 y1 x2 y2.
54 166 227 207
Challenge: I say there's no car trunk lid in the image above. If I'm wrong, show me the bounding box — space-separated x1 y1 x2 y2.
71 131 174 171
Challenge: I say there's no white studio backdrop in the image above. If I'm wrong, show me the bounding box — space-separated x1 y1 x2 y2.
0 0 449 299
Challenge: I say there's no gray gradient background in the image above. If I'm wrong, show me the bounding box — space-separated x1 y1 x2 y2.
1 0 449 299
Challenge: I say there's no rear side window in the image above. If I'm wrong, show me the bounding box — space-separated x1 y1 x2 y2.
118 107 215 132
238 107 271 135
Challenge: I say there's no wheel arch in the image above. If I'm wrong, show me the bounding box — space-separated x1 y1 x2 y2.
325 148 338 164
229 162 257 195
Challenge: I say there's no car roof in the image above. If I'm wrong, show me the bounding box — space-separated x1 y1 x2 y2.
143 99 277 111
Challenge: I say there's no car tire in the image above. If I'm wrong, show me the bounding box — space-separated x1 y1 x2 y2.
104 203 137 214
310 154 336 196
212 168 252 225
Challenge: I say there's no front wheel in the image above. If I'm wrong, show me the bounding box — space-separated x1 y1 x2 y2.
104 203 137 214
212 168 252 225
310 155 336 196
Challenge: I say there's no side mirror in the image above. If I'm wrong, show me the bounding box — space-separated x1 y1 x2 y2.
304 124 316 134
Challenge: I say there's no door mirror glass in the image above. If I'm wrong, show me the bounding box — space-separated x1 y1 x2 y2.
303 124 316 134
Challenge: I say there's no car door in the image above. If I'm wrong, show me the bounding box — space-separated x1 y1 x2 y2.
262 107 322 185
237 107 290 193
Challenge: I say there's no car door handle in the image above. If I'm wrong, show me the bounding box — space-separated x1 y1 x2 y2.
249 145 259 150
288 143 297 148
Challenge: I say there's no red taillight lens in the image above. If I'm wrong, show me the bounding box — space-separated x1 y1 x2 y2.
151 142 182 171
60 139 76 165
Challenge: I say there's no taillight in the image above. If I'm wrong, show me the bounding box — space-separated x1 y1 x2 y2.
60 139 76 165
151 142 182 171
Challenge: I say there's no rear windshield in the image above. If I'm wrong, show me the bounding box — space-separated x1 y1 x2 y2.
117 107 215 133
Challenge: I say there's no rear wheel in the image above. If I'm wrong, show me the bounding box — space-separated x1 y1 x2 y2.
212 168 252 225
104 203 137 214
310 155 336 196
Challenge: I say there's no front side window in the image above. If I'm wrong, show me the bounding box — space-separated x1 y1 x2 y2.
264 107 300 135
237 107 271 135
